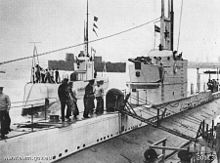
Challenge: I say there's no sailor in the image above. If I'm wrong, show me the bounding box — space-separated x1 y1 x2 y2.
78 51 85 57
83 79 95 118
173 50 177 60
212 79 218 92
35 64 41 83
58 78 69 122
94 69 97 78
45 69 52 83
67 82 79 120
207 79 213 92
40 68 46 83
95 80 104 115
55 69 60 83
50 69 55 83
70 71 78 81
0 86 11 139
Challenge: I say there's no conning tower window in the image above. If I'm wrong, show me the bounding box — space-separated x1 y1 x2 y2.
135 62 141 70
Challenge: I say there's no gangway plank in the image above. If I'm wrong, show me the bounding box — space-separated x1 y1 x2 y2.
118 93 198 142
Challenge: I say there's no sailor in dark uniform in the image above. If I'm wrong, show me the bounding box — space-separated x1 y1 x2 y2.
0 86 11 139
58 78 69 122
83 79 95 118
55 69 60 83
67 82 79 120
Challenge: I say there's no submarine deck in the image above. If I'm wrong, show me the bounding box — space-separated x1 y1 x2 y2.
55 98 220 163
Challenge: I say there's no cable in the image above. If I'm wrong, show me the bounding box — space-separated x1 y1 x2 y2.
177 0 183 51
0 17 160 66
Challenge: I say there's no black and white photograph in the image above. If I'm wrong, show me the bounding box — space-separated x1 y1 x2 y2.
0 0 220 162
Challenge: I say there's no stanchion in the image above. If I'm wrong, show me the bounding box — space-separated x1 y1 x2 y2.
190 83 194 95
136 90 139 106
157 109 160 126
45 98 49 120
196 68 200 93
31 105 34 132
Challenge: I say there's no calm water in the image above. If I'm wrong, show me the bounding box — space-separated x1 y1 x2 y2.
0 60 216 123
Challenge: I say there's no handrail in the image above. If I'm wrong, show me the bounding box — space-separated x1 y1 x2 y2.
12 97 58 105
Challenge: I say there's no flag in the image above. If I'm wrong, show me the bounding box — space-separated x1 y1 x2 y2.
91 47 96 61
154 25 160 32
93 23 98 29
93 28 98 37
93 16 99 37
91 47 96 55
94 16 98 22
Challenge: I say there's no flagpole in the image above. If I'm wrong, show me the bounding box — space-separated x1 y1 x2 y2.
91 47 93 79
84 21 86 53
154 24 156 49
160 0 165 50
86 0 89 57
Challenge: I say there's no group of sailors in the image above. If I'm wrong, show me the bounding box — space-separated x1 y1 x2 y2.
58 78 104 121
207 79 219 93
32 64 60 84
83 79 104 118
0 78 104 139
58 79 79 121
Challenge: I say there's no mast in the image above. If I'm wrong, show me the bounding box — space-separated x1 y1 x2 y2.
160 0 165 50
159 0 174 51
86 0 89 57
170 0 174 51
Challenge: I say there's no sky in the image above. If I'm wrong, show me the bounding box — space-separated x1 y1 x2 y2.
0 0 220 64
